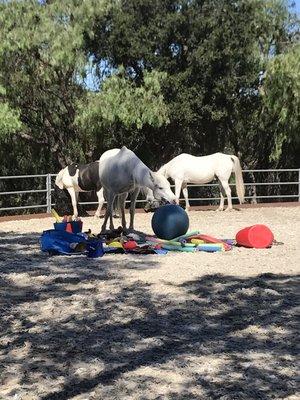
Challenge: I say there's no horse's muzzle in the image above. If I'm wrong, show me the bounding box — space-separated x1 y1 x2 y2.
161 198 177 206
165 199 177 205
144 200 159 213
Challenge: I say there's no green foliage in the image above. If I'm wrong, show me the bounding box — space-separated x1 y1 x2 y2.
0 0 110 69
0 0 172 168
76 69 169 136
87 0 295 166
0 0 298 178
262 45 300 161
0 85 22 136
0 0 102 167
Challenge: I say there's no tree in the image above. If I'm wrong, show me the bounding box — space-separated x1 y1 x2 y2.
0 86 22 137
0 0 169 170
262 44 300 164
76 69 169 151
0 0 297 176
86 0 295 168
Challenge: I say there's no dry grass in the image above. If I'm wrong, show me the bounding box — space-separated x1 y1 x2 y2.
0 207 299 399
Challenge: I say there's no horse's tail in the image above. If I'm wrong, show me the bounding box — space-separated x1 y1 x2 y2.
231 155 245 204
55 168 66 190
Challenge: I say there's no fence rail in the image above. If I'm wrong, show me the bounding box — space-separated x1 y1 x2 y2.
0 168 299 214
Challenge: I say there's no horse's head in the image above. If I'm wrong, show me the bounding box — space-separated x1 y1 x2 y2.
150 172 176 205
140 187 158 212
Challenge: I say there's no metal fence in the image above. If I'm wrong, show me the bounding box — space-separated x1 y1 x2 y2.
0 169 299 214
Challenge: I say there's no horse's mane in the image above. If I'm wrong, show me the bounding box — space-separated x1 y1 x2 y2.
157 164 168 177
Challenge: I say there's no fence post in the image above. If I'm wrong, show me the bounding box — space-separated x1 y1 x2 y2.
299 169 300 202
46 174 52 213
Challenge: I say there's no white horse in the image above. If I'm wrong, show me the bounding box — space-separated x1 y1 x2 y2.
147 152 245 212
99 146 176 232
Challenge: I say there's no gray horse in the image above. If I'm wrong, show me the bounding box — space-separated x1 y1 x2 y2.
99 146 176 232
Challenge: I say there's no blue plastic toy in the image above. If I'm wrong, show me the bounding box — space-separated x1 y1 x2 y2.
151 204 189 240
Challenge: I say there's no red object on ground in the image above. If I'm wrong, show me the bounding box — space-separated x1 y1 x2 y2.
66 223 73 233
123 241 138 250
55 221 83 234
235 224 274 248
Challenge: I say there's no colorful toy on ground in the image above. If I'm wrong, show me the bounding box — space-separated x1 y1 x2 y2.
235 224 274 248
42 212 276 257
146 231 232 252
151 204 189 240
51 208 83 234
51 208 62 222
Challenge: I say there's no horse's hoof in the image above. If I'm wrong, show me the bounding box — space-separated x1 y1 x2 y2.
96 214 105 219
215 208 223 212
225 208 233 212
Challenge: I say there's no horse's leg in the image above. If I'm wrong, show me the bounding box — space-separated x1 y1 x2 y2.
118 193 127 230
129 188 140 230
109 198 117 230
182 182 190 212
67 187 79 219
101 191 115 232
216 180 226 211
113 197 120 218
94 188 104 218
220 179 233 211
174 179 182 205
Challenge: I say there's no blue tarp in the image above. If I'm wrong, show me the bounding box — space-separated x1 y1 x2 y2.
40 229 104 257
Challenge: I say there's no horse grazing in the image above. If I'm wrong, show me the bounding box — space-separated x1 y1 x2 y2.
55 149 120 219
99 146 176 232
149 152 245 212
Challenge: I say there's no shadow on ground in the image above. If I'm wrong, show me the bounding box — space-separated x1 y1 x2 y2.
0 231 298 399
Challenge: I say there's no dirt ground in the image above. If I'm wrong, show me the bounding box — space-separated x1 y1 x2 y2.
0 207 299 400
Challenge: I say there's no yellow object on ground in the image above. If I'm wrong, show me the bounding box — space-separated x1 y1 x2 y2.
51 208 62 222
108 241 123 248
190 239 205 245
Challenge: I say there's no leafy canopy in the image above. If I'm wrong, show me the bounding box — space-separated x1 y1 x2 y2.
262 44 300 161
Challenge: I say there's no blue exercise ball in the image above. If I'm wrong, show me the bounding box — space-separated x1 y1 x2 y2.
151 204 189 240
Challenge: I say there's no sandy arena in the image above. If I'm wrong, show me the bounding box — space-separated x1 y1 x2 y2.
0 206 299 400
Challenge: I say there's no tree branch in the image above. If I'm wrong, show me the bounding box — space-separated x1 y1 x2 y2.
18 131 49 145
